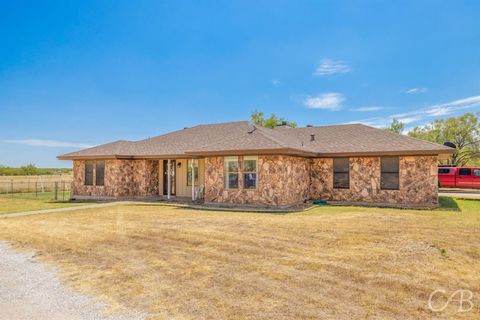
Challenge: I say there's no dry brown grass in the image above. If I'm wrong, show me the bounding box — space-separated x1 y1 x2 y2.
0 200 479 319
0 174 72 193
0 174 72 184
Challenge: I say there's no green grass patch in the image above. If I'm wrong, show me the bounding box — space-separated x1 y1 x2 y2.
0 192 84 214
438 196 461 211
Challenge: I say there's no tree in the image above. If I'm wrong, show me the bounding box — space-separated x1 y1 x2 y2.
408 113 480 166
385 118 405 134
250 111 297 129
20 164 37 175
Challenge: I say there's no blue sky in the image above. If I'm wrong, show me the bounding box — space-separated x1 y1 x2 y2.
1 1 480 167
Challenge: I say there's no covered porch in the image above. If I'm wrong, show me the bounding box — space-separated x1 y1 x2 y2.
157 158 205 202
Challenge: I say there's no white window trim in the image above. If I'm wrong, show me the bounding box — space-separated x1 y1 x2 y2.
243 156 258 189
224 156 239 189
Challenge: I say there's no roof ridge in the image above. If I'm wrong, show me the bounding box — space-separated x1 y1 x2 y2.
185 126 288 153
277 123 364 130
196 120 248 127
137 121 250 143
255 126 304 150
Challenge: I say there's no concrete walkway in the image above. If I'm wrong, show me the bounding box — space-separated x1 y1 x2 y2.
0 202 123 219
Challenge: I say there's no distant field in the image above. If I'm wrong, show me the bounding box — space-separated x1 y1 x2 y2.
0 175 73 194
0 174 72 182
0 166 71 176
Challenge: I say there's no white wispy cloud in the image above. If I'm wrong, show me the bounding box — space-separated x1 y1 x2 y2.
395 116 423 124
314 58 351 76
349 106 383 112
348 95 480 128
395 95 480 119
304 93 345 110
405 87 427 94
2 139 93 149
272 79 281 86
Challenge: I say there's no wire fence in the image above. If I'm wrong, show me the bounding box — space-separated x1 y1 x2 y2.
0 179 73 201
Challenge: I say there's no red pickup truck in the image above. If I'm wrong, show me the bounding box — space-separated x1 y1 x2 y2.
438 167 480 189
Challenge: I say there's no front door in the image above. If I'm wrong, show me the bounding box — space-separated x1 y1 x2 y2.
163 160 176 196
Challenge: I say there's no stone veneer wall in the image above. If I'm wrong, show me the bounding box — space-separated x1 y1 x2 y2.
309 156 438 206
205 155 438 207
204 155 311 207
72 155 438 207
72 159 159 198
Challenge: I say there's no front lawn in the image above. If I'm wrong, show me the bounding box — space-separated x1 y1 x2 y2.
0 192 83 214
0 198 479 319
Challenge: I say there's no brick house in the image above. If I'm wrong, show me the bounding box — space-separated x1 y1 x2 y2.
58 121 453 208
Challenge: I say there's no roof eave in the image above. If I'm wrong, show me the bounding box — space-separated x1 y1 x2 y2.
316 149 454 157
57 148 453 160
57 154 135 160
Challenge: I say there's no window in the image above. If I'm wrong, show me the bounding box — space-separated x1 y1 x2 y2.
95 161 105 186
243 156 258 189
333 158 349 189
187 159 199 186
381 157 399 190
85 161 94 186
459 168 471 176
438 168 450 174
224 157 239 189
474 169 480 177
84 160 105 186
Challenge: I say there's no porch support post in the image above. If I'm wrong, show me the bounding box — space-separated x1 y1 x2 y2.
191 159 195 201
167 159 171 200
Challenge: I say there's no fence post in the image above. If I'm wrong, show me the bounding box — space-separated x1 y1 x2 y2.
11 180 13 198
54 182 58 200
35 181 38 198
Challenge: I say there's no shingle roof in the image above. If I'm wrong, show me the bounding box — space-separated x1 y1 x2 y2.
273 124 454 156
58 121 453 160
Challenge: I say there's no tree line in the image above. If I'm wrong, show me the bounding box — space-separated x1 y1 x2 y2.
0 164 72 176
386 112 479 166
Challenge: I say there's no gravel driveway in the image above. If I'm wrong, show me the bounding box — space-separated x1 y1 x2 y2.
0 243 146 320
